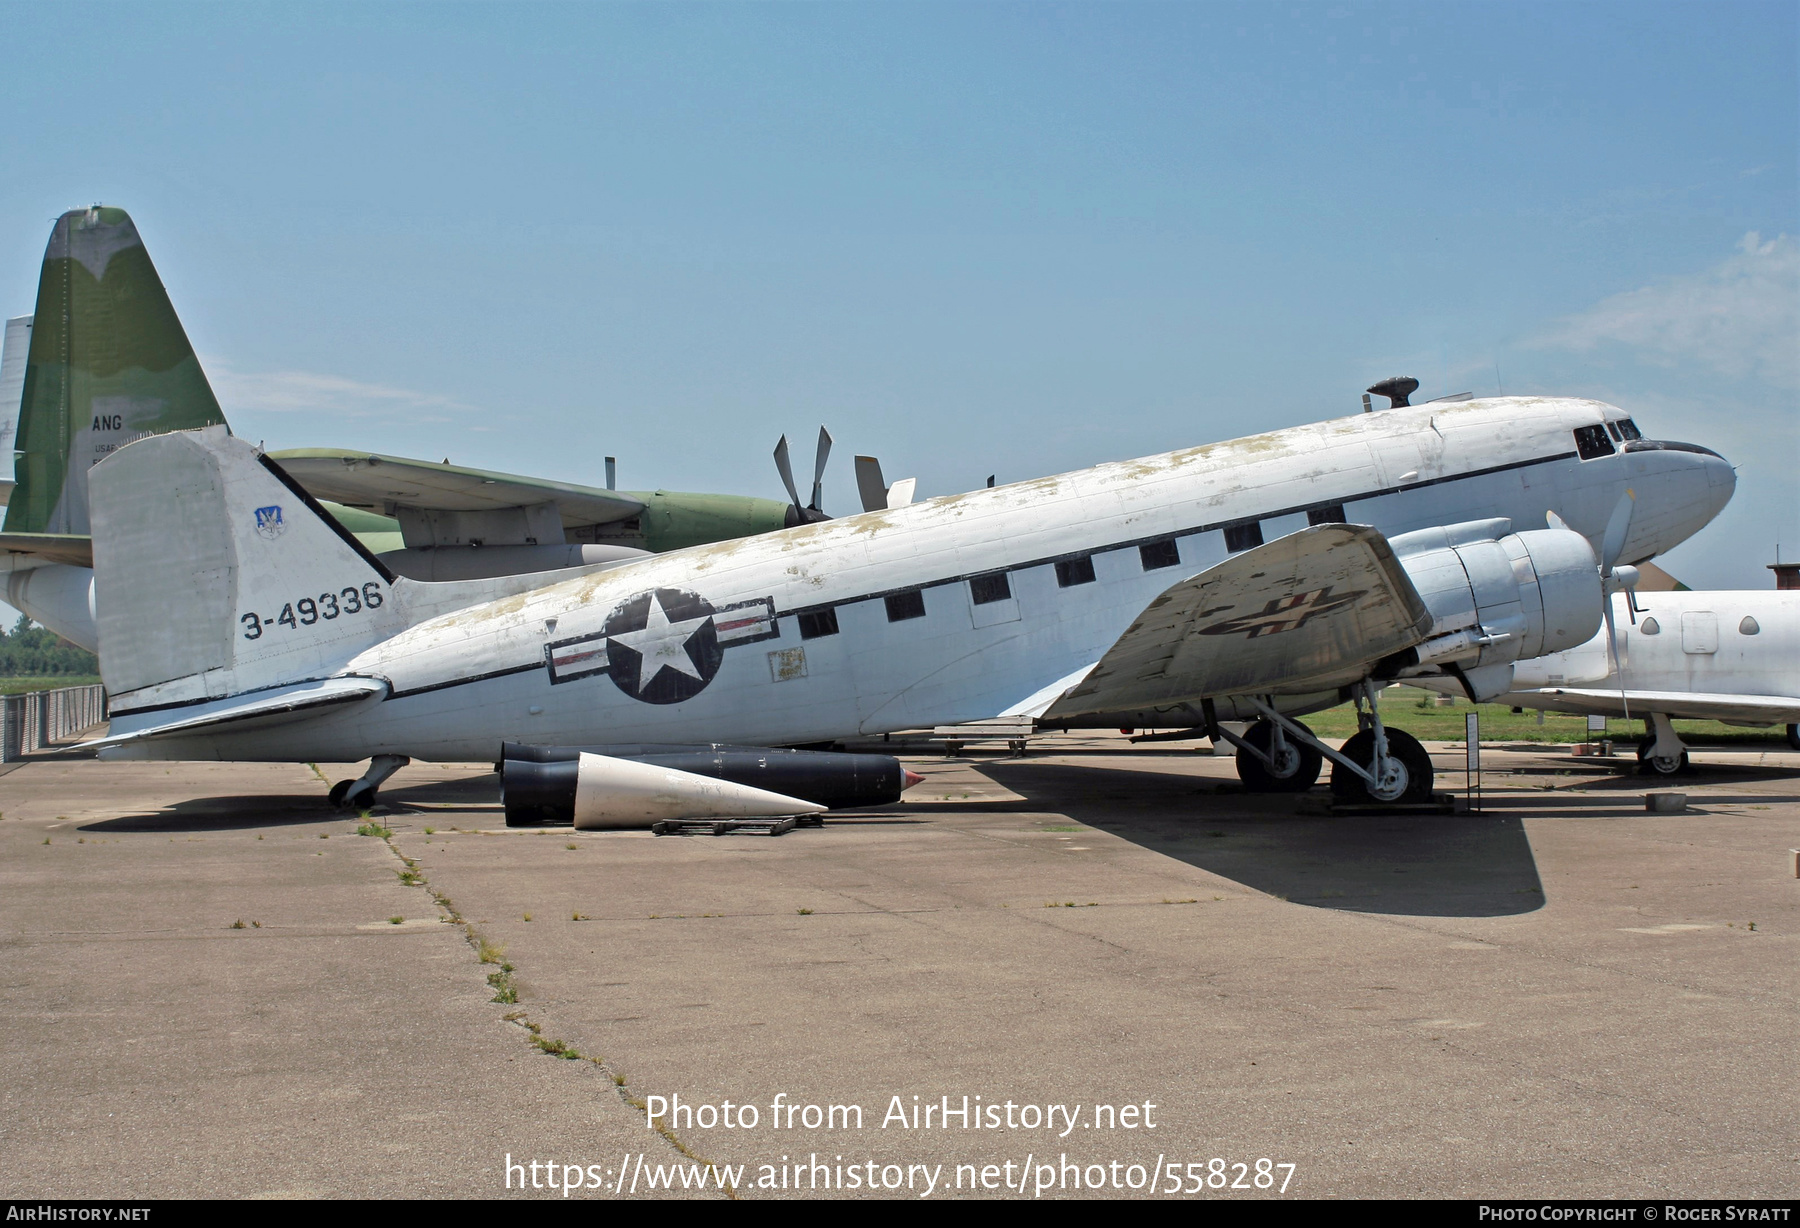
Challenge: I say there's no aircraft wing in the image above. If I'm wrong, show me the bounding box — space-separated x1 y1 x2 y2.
1043 525 1434 721
269 449 647 526
1518 688 1800 725
91 676 386 752
0 532 94 568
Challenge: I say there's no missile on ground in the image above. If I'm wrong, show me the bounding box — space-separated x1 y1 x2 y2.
499 743 922 827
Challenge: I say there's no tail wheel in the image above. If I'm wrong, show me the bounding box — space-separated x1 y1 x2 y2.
328 779 354 809
1330 728 1435 804
1235 719 1322 793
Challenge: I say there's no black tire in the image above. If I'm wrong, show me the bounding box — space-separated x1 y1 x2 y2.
1635 738 1688 776
1788 724 1800 752
328 779 354 809
344 784 378 811
1235 720 1322 793
1329 728 1435 804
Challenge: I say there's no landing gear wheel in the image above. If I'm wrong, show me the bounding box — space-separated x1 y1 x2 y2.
1330 728 1435 804
1787 724 1800 752
1235 719 1322 793
329 779 354 809
1636 739 1688 776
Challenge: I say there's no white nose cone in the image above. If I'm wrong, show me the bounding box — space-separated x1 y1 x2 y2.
571 752 828 830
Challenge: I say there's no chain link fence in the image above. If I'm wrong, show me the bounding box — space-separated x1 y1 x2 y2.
0 684 108 762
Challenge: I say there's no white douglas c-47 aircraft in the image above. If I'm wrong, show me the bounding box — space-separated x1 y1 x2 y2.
84 393 1733 819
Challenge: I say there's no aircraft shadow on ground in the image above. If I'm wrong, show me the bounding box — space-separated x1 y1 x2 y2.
378 773 502 809
977 761 1546 918
82 795 337 833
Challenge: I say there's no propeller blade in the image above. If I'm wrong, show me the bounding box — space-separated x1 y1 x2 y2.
809 426 833 511
1545 509 1571 533
885 477 916 509
855 455 888 514
1600 488 1635 576
773 435 802 509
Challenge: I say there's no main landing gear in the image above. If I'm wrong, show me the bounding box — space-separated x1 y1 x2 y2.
1635 712 1690 776
1219 682 1435 805
330 755 411 811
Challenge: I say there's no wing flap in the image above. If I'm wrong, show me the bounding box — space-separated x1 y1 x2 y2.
1045 525 1432 721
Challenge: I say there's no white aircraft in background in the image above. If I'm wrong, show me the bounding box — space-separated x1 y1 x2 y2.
1444 590 1800 773
79 382 1732 817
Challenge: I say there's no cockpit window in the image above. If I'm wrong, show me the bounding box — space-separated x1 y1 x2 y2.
1573 424 1615 460
1617 418 1642 440
1605 422 1622 442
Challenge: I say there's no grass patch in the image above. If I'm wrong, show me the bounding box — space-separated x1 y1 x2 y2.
356 821 392 838
533 1036 582 1060
1297 689 1798 745
796 907 813 915
0 675 100 695
388 916 404 925
477 939 506 965
395 868 423 887
229 919 246 929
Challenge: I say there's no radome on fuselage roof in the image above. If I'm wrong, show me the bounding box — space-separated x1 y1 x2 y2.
84 382 1732 815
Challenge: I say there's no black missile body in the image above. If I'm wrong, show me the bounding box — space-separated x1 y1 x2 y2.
500 743 913 826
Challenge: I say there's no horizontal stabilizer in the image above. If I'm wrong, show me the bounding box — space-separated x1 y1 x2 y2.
92 676 385 752
1045 524 1433 721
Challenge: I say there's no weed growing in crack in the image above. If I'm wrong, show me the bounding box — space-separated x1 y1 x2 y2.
388 916 405 925
357 821 392 838
796 908 813 915
488 970 518 1004
396 868 424 887
477 939 506 965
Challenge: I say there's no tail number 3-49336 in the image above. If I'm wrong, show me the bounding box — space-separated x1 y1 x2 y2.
241 583 385 640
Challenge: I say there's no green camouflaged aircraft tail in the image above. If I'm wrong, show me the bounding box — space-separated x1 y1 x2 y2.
4 207 227 535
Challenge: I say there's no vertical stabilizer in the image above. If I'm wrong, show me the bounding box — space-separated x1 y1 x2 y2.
5 208 226 536
0 315 30 502
92 427 399 711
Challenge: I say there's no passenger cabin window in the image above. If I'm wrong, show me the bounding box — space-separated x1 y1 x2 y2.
1056 556 1097 587
1139 539 1181 570
884 590 926 622
797 609 840 639
1573 424 1615 460
1617 418 1642 440
970 573 1012 605
1222 522 1263 553
1307 504 1347 526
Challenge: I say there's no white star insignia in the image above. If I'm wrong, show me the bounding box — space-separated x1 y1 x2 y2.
608 593 712 693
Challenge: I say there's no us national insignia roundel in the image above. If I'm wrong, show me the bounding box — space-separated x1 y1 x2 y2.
602 587 724 705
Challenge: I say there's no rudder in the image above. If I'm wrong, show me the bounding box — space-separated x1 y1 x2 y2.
92 427 401 711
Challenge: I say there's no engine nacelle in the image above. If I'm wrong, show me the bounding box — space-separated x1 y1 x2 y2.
1387 518 1601 699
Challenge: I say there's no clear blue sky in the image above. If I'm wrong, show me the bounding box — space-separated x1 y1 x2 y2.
1 1 1794 590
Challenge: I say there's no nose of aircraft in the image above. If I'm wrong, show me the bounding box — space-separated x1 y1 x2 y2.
1618 438 1736 563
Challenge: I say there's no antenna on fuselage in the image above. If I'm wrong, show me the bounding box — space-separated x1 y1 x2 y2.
1366 377 1419 409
